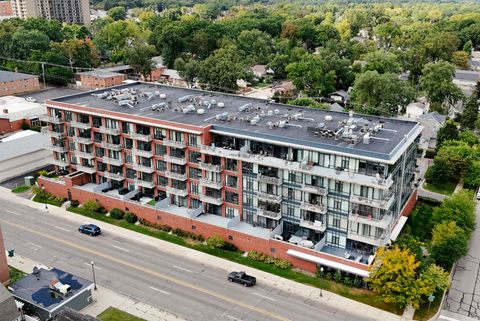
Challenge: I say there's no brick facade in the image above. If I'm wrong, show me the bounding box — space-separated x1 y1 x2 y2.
0 1 13 16
0 77 40 96
79 74 126 89
0 225 9 285
0 118 29 134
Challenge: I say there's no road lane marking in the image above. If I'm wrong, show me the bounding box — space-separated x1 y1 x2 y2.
226 315 242 321
84 262 102 270
112 245 130 252
0 219 290 321
253 292 276 302
439 316 460 321
55 226 70 232
28 242 42 248
173 265 192 273
149 286 170 295
6 210 22 216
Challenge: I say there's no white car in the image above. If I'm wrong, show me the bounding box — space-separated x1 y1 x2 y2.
26 97 36 102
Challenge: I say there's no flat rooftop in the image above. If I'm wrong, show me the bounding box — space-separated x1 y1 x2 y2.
0 70 38 82
49 82 421 160
10 268 92 312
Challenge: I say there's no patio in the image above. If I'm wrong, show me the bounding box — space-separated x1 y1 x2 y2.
320 244 373 265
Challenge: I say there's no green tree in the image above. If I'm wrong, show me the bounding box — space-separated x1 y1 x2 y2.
174 57 199 87
437 120 459 147
364 50 400 74
268 54 290 79
459 130 480 146
108 6 127 21
287 98 326 108
430 221 468 269
206 234 225 248
236 29 273 65
461 94 479 130
350 71 415 116
434 141 473 177
420 264 451 294
465 160 480 189
452 51 470 70
124 41 156 80
11 28 50 60
424 32 458 62
431 190 476 235
425 158 450 185
463 40 473 53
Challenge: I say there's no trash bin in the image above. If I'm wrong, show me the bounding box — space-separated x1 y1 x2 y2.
8 249 14 257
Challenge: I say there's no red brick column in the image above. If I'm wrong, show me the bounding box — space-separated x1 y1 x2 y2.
0 225 9 285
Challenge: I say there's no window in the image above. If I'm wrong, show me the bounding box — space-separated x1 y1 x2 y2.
190 183 199 195
226 159 237 171
126 169 136 179
93 117 101 128
188 134 200 147
95 147 104 157
334 200 341 210
156 160 167 172
65 111 72 121
228 235 233 241
335 181 343 192
67 127 74 137
226 207 236 218
244 177 255 191
155 144 167 156
125 154 132 164
97 162 106 172
341 157 349 169
157 176 167 186
94 132 103 143
333 217 341 228
189 167 202 179
226 192 238 205
189 151 201 163
244 194 254 207
169 130 184 142
154 128 166 140
242 162 254 175
226 175 238 188
124 138 133 149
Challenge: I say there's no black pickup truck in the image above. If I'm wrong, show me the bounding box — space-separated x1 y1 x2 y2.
228 271 256 287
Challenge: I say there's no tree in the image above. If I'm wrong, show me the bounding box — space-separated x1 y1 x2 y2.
287 98 326 108
424 32 459 62
364 50 400 74
268 54 290 79
430 221 468 269
463 40 473 53
206 234 225 248
11 28 50 60
108 6 127 21
465 160 480 189
174 57 199 87
437 120 459 147
431 190 476 235
434 141 474 177
420 61 463 111
452 51 470 70
350 71 415 116
420 264 451 295
236 29 273 65
425 158 450 185
461 94 479 130
124 41 156 80
459 130 480 146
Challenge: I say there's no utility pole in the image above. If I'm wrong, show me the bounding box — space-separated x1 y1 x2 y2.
41 62 46 88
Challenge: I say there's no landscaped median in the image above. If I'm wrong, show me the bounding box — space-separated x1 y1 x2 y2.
97 307 146 321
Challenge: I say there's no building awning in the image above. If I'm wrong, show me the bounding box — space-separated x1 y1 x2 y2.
389 216 408 242
286 249 369 278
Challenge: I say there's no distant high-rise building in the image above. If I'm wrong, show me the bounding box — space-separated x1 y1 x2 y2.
11 0 90 24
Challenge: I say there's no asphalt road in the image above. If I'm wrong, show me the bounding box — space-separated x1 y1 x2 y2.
0 199 375 321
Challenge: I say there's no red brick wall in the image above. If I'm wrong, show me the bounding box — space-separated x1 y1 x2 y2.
0 1 13 16
0 77 40 96
401 189 418 217
0 119 27 133
0 225 9 285
80 75 126 89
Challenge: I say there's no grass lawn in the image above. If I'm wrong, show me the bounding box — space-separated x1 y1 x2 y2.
33 194 64 207
67 206 401 315
406 201 438 242
9 266 27 284
97 307 145 321
423 180 457 196
11 185 31 193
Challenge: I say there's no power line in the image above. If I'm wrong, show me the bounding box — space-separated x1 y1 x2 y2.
0 56 93 71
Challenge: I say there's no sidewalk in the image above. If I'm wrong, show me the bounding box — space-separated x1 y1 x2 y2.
6 252 185 321
0 186 408 321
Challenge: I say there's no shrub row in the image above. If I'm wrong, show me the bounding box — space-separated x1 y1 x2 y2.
137 218 205 242
247 251 292 270
109 208 125 220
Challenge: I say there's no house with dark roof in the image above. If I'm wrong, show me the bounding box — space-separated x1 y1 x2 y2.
417 112 447 150
10 267 93 321
0 285 21 321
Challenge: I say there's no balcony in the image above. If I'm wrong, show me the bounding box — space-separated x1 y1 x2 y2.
349 212 393 229
163 139 186 149
103 172 124 181
299 219 327 232
199 162 222 172
200 178 223 189
164 155 187 165
132 148 153 158
257 192 282 204
350 193 395 210
165 171 187 181
257 174 282 185
134 179 155 189
100 141 122 151
102 157 123 166
51 158 69 167
130 132 153 142
132 163 154 174
257 209 281 220
48 130 66 139
166 186 188 197
41 116 64 124
347 231 384 247
74 151 95 160
200 194 223 205
300 202 327 214
70 121 92 130
75 164 96 174
73 136 93 145
49 145 67 153
301 184 327 196
99 126 121 135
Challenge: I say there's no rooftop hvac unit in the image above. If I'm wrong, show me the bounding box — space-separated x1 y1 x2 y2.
238 103 252 112
274 109 280 114
325 115 333 121
159 93 167 99
154 91 160 97
197 109 205 115
178 95 193 103
216 112 228 120
218 102 225 108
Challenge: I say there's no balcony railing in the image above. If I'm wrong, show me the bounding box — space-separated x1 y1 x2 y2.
134 179 155 189
165 171 187 181
51 158 69 167
130 132 153 142
257 209 281 220
347 231 384 247
132 148 153 158
164 155 187 165
49 145 67 153
166 186 188 197
200 178 223 189
163 139 186 149
74 151 95 160
100 141 122 151
103 171 124 181
73 136 93 145
257 174 282 185
348 212 393 229
70 121 92 130
350 193 395 210
99 126 121 135
299 219 327 232
200 194 223 205
199 162 222 172
102 157 123 166
132 163 154 173
48 130 66 139
301 184 328 196
41 116 64 124
257 192 282 204
75 164 96 174
300 202 327 214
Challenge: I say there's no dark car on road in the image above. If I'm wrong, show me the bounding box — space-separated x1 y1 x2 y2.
78 224 101 236
228 271 256 287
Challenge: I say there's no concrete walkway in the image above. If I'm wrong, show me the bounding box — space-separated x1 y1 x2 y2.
6 252 185 321
0 186 408 321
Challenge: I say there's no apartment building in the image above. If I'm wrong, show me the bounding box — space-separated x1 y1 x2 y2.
39 82 422 276
11 0 90 24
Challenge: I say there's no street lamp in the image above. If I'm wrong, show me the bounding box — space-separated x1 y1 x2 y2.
90 261 97 290
41 186 48 209
319 267 324 297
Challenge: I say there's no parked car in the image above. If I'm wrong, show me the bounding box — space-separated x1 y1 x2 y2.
25 97 36 102
228 271 256 287
78 224 101 236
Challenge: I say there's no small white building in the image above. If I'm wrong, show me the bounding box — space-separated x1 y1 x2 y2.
405 102 429 119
